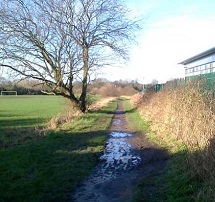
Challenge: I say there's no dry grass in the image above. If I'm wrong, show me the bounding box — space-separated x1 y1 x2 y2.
131 82 215 200
47 97 117 129
88 97 117 111
47 109 81 130
47 100 82 130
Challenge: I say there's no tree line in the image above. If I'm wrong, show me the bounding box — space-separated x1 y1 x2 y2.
0 77 143 96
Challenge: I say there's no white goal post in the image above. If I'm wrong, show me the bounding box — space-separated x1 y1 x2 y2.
1 91 17 96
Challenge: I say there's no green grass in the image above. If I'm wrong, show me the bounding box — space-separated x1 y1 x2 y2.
165 154 199 202
123 98 150 133
0 95 65 128
0 97 117 201
146 128 200 201
0 95 66 148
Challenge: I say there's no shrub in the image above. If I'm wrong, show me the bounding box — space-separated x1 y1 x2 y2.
131 81 215 200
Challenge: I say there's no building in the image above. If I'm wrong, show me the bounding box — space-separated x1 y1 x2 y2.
179 47 215 78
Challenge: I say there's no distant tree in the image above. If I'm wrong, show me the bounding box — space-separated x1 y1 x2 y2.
132 81 143 92
151 79 159 84
0 77 7 85
0 0 140 112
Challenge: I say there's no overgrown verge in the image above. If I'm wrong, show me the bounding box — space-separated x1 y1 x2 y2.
123 98 167 201
131 81 215 201
0 99 117 201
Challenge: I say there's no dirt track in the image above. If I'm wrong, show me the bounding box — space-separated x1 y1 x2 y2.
71 99 168 201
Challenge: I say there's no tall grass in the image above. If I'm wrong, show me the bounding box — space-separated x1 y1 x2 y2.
131 81 215 200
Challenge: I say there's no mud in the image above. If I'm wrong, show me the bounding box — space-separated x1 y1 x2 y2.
70 100 168 202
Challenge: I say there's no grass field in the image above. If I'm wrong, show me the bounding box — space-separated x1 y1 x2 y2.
0 95 117 201
0 95 66 148
0 95 65 129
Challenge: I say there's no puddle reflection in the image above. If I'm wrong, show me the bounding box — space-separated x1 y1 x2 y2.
100 132 141 172
112 119 125 125
73 101 143 201
73 125 142 201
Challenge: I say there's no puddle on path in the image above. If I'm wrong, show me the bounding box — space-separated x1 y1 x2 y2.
100 132 141 173
72 106 141 201
72 102 141 202
72 131 141 201
71 100 169 202
112 119 125 125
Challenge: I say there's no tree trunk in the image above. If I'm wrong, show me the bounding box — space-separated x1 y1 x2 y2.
80 47 89 112
69 97 81 111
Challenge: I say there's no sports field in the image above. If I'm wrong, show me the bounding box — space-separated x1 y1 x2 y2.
0 95 66 147
0 95 65 129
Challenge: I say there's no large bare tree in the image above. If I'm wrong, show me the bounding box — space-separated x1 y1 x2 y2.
0 0 140 112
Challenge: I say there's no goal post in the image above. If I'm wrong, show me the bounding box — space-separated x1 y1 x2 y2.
1 91 17 96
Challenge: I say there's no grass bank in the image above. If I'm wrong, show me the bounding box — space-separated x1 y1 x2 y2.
0 96 117 201
130 82 215 201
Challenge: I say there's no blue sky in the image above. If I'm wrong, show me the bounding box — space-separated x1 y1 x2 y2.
103 0 215 83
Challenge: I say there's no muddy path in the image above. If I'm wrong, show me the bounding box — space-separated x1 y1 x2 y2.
71 99 168 202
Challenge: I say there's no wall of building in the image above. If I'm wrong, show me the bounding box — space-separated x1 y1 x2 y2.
185 53 215 77
186 52 215 68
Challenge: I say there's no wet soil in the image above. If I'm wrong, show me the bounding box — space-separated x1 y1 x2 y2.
71 100 169 202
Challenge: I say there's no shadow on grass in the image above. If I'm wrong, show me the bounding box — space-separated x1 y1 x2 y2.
0 117 47 128
0 95 117 201
0 130 108 202
0 117 48 149
132 145 169 202
140 140 215 202
132 145 210 202
172 138 215 202
0 113 24 118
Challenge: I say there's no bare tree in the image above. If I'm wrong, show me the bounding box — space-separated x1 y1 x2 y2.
0 0 82 107
0 0 140 112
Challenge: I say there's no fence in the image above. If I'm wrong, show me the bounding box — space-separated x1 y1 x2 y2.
143 72 215 93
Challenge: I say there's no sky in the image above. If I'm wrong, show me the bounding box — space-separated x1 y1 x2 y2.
102 0 215 84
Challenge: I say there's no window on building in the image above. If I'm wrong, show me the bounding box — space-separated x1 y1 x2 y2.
205 63 211 69
205 69 210 74
201 65 205 70
193 71 197 76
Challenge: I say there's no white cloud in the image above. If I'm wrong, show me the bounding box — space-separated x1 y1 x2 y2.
102 1 215 83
